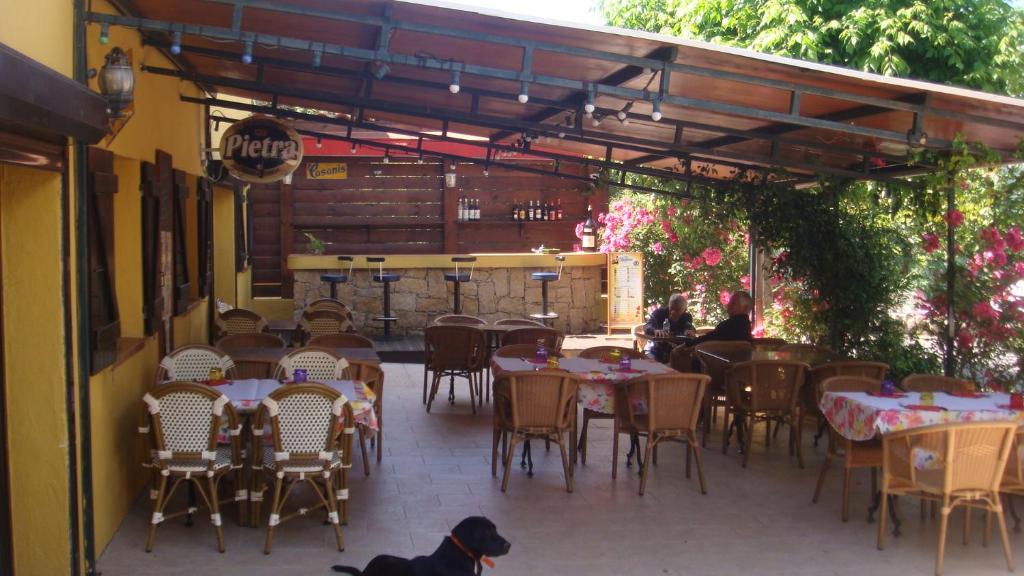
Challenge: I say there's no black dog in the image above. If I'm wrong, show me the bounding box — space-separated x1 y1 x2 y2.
332 516 510 576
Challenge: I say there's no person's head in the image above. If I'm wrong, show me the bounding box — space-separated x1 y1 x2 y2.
667 293 687 321
727 291 753 316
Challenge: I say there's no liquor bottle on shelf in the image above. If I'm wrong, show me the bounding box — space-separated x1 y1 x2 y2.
518 200 526 222
457 196 464 221
473 198 480 220
512 199 519 221
540 201 547 221
527 200 534 221
557 199 564 221
581 204 597 251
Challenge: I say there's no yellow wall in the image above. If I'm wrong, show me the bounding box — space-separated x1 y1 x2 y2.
251 298 294 321
213 185 237 308
172 300 209 349
0 165 71 576
0 0 73 76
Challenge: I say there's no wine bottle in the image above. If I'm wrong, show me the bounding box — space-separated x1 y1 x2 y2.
582 204 596 251
518 201 526 222
512 199 519 221
528 200 535 221
540 201 548 221
473 198 480 220
557 199 564 220
457 197 464 221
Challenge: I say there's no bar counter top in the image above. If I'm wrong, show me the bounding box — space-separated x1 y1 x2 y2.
287 252 606 270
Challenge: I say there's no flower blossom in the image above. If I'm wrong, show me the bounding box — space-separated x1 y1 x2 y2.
651 242 664 255
944 209 965 227
1005 227 1024 253
921 233 941 253
666 206 677 217
972 301 1000 322
719 290 731 307
702 247 722 267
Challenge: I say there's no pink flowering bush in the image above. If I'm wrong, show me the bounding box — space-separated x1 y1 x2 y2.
598 194 748 324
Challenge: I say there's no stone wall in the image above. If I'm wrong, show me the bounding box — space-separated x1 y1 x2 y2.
293 265 604 336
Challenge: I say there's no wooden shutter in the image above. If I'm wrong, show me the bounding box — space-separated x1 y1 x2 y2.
87 147 119 373
140 161 163 335
196 177 212 298
234 184 246 272
171 170 191 314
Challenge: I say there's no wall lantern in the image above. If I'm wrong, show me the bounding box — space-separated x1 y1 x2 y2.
444 162 458 188
98 47 134 119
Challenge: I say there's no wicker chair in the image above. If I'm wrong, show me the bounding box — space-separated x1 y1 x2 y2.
751 337 787 350
613 373 711 495
306 298 354 321
347 360 385 467
157 345 236 384
1000 427 1024 531
139 383 243 552
274 347 350 382
812 376 884 521
493 344 566 359
308 333 376 349
723 359 808 468
214 308 268 339
901 374 977 394
694 340 752 445
805 361 889 446
494 318 545 327
878 422 1016 576
424 325 486 413
434 314 487 326
297 309 355 346
669 345 696 373
252 384 353 554
491 370 579 493
500 327 564 351
215 333 286 349
576 346 646 465
694 326 715 337
779 343 833 354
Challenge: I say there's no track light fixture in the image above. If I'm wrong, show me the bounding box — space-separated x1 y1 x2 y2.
99 23 110 45
312 49 322 68
382 153 390 164
617 102 633 121
584 84 595 114
651 99 662 122
449 69 461 94
170 31 182 55
315 136 323 148
351 142 358 153
517 81 529 104
370 60 390 80
241 40 253 64
591 114 603 128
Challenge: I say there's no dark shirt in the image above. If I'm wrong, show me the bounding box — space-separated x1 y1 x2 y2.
689 314 753 346
644 306 695 336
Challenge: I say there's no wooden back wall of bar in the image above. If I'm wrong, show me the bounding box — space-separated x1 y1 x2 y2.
249 156 608 298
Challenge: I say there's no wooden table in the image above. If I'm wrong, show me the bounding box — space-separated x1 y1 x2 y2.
224 347 381 379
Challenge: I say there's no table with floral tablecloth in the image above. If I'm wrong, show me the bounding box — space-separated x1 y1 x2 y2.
820 391 1024 441
212 378 378 430
490 356 674 414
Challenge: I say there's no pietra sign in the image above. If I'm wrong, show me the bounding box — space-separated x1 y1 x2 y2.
219 115 303 184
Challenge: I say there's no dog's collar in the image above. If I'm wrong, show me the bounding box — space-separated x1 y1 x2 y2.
448 535 496 570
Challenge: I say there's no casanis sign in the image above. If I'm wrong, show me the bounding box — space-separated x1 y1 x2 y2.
219 115 303 183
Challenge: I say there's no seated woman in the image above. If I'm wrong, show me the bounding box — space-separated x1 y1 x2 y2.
644 293 696 362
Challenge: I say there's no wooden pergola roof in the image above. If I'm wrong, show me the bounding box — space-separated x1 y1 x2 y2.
89 0 1024 193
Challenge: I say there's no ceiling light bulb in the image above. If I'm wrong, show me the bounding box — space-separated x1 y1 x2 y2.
518 81 529 104
585 83 596 114
241 40 253 64
558 132 565 138
170 31 182 55
351 143 358 153
591 116 602 127
99 23 110 45
617 110 627 121
449 69 461 94
315 136 323 149
651 99 662 122
584 102 595 114
621 118 630 126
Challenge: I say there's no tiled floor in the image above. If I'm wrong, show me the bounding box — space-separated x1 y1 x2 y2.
98 362 1021 575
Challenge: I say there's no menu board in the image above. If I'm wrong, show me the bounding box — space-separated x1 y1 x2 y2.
607 252 644 333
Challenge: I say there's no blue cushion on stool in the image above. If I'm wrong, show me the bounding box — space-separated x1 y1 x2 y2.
531 272 560 281
373 273 402 283
320 274 349 283
444 272 472 282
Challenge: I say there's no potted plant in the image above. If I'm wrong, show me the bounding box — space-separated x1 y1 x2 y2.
304 232 325 255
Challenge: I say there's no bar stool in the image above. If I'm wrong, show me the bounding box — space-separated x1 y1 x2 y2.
367 257 400 339
529 255 566 325
444 256 476 314
320 256 354 299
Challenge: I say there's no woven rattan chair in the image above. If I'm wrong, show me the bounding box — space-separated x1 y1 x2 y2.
491 370 579 493
1000 428 1024 531
694 340 752 445
878 422 1016 576
493 344 565 359
306 298 354 321
214 308 268 339
347 360 385 467
669 345 696 373
139 383 243 552
297 309 355 345
575 346 646 465
613 373 711 495
901 374 977 394
274 347 350 382
805 361 889 446
307 333 376 349
751 337 788 350
500 327 564 350
434 314 487 326
723 359 808 468
424 325 486 414
494 318 545 327
252 384 354 554
157 345 236 384
812 376 884 521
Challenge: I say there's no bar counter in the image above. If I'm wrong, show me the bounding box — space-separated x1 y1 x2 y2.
288 253 606 337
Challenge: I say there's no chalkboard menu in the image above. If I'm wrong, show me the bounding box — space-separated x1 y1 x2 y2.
607 252 644 333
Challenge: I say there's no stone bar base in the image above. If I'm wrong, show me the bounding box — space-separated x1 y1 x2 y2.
290 255 605 337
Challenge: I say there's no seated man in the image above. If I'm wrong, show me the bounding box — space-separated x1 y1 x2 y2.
688 290 754 346
644 293 696 362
